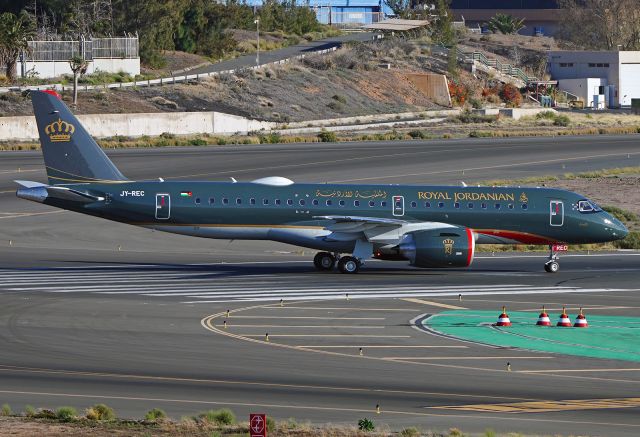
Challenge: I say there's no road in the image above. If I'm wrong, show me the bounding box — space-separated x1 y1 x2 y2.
1 135 640 435
188 32 378 75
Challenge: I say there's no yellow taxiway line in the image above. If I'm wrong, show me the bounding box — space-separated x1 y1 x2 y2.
402 297 467 310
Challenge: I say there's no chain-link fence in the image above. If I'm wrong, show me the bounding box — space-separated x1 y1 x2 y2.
25 36 138 61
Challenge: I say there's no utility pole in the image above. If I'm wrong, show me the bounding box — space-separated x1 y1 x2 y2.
254 17 260 66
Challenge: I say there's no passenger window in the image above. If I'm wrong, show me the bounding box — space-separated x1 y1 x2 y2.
522 204 528 210
381 201 387 207
208 197 215 205
275 199 281 205
354 200 360 207
326 200 333 206
299 199 306 206
438 202 444 208
481 203 487 209
425 202 431 208
287 199 293 206
411 201 417 208
369 201 375 207
195 197 201 205
222 198 229 205
312 199 319 206
508 204 514 210
467 203 473 209
454 202 460 209
339 200 345 206
250 198 256 205
236 198 242 205
495 203 501 210
263 199 269 205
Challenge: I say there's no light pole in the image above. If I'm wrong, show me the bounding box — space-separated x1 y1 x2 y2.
254 18 260 66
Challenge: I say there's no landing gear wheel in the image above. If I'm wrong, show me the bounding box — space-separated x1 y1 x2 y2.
313 252 335 271
545 244 560 273
545 261 560 273
338 256 360 274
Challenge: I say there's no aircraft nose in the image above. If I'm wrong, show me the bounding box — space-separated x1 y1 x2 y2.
610 217 629 240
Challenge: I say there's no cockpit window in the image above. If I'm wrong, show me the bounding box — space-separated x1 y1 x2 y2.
577 200 602 213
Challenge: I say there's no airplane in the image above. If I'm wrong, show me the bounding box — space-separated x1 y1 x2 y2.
15 90 629 274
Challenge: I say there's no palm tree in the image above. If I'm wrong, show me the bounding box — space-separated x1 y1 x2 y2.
486 13 526 35
0 12 34 81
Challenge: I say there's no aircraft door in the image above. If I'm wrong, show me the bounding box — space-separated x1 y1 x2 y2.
550 200 563 226
393 195 404 216
156 193 170 220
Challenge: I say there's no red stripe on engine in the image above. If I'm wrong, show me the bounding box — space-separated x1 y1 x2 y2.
466 228 474 266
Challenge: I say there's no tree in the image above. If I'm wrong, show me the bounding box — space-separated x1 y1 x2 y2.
0 12 34 80
69 54 88 105
486 13 525 34
385 0 410 18
431 0 455 46
558 0 640 50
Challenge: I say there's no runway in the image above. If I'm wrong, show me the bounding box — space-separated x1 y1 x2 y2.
1 136 640 434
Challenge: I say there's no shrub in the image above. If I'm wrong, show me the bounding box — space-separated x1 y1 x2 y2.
189 138 208 146
484 429 496 437
326 100 344 111
358 418 375 431
448 80 469 106
86 403 115 421
56 406 78 422
408 130 427 139
198 408 236 425
401 427 420 437
603 206 639 222
1 403 11 416
553 114 571 126
499 83 522 107
332 94 347 104
536 110 557 120
34 409 56 419
145 408 167 421
469 98 483 109
266 416 276 432
614 231 640 249
24 405 35 417
317 130 337 142
259 132 282 144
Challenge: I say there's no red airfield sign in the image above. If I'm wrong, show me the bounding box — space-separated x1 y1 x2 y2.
250 413 267 437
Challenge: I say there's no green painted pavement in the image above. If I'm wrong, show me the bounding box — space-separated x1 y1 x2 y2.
423 310 640 362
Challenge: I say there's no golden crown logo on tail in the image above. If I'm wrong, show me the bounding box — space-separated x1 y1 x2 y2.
443 238 454 255
45 118 75 142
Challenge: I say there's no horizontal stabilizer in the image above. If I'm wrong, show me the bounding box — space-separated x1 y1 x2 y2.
15 180 104 204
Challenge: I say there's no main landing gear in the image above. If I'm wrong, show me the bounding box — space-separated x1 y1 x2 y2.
544 245 560 273
313 252 362 274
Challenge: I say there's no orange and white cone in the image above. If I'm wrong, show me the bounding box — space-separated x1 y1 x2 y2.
496 306 512 327
574 308 588 328
557 306 572 327
536 306 551 326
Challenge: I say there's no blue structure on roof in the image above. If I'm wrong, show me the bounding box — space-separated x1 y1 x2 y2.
243 0 391 25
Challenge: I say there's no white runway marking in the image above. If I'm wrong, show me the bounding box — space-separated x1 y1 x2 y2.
0 268 635 304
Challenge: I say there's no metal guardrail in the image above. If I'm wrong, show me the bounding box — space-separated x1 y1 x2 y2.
0 46 339 94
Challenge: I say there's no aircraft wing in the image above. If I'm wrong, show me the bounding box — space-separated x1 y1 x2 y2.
313 215 456 246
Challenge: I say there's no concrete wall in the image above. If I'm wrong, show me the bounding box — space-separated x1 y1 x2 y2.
22 58 140 79
558 78 607 105
405 73 452 107
0 111 274 142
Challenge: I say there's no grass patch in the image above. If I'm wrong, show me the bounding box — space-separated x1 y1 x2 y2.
86 403 115 421
1 403 12 416
145 408 167 421
197 408 236 425
56 406 77 422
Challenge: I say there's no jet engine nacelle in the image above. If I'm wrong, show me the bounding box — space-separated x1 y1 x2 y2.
399 227 475 268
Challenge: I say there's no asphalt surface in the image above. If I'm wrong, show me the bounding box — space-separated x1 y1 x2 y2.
188 32 378 75
1 136 640 435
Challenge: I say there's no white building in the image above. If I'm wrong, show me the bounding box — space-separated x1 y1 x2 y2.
548 51 640 108
20 36 140 79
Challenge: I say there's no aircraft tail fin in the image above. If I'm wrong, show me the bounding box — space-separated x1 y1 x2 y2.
31 90 128 185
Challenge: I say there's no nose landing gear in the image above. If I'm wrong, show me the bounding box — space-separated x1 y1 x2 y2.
544 245 560 273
